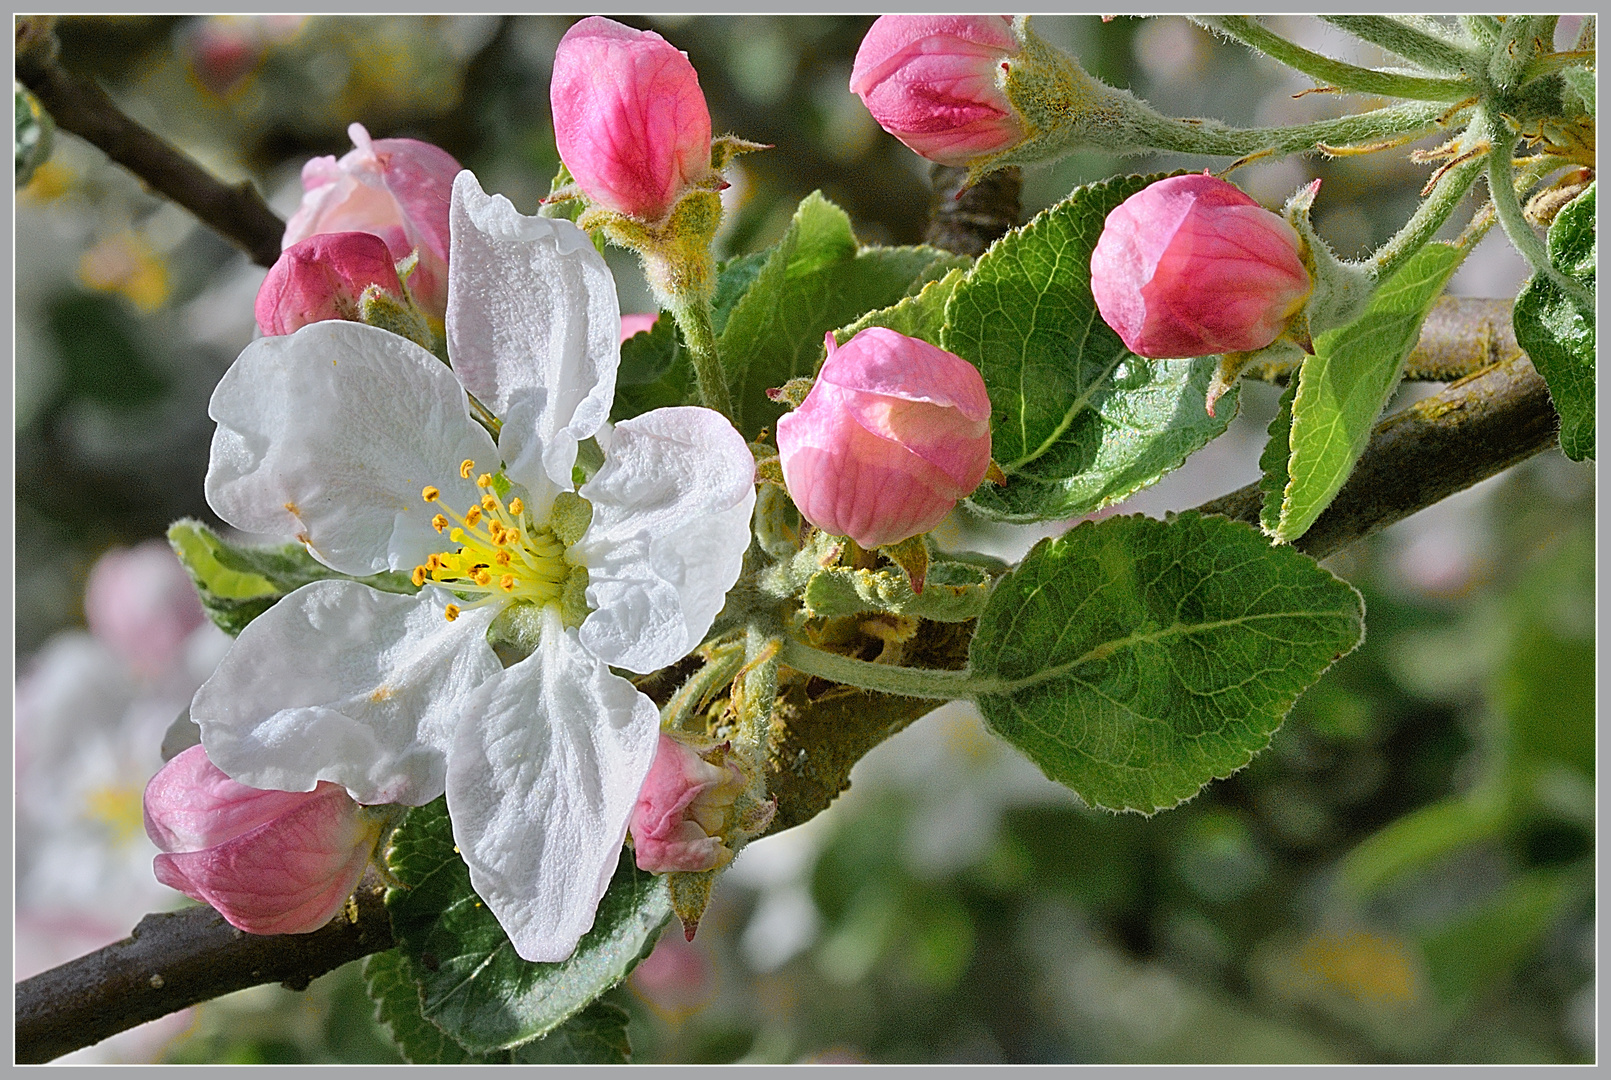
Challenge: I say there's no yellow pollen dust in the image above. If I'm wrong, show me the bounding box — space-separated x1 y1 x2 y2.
409 460 573 621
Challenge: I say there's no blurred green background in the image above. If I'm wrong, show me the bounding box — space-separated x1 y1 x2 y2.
13 15 1594 1064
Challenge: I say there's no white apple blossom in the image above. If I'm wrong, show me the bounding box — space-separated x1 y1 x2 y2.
190 171 756 962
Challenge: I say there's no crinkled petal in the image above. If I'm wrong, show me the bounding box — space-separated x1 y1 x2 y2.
575 407 756 674
205 320 496 577
447 171 620 496
446 605 659 962
194 580 500 805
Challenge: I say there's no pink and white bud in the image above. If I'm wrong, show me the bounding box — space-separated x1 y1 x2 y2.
1090 171 1312 359
283 122 460 320
620 312 660 341
849 15 1025 167
629 735 745 874
255 231 408 336
551 17 714 222
777 328 993 549
83 541 206 678
144 745 387 935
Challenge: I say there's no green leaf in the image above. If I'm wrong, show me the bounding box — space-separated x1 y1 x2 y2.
166 518 413 636
711 251 770 336
611 314 697 423
1335 796 1506 901
365 950 631 1064
1258 381 1298 534
832 266 966 349
800 560 992 622
718 191 962 437
15 83 53 187
969 512 1364 812
1513 181 1595 461
1560 66 1595 116
1273 242 1466 541
383 797 670 1053
942 174 1234 523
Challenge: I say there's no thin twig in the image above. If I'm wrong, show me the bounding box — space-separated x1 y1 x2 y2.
15 20 286 267
14 874 393 1063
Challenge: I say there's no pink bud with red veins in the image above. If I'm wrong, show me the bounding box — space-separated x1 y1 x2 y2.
144 745 389 935
282 122 460 320
850 15 1025 167
777 328 993 549
629 735 745 874
83 541 205 677
1090 171 1312 359
551 17 714 222
254 231 408 336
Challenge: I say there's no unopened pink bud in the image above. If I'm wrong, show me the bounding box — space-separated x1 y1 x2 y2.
255 231 407 336
850 15 1025 167
1090 172 1312 359
777 328 992 549
630 735 744 874
551 17 713 222
83 541 205 677
620 312 660 341
144 745 385 935
283 123 460 320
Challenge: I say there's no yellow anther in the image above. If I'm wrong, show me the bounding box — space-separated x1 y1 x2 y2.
444 604 461 622
451 528 467 543
422 486 440 502
427 553 443 571
494 551 511 566
464 506 482 527
508 497 524 517
488 522 506 544
412 566 428 587
472 567 492 587
431 513 449 533
460 459 476 479
506 529 520 544
481 493 500 513
500 574 516 591
476 472 493 489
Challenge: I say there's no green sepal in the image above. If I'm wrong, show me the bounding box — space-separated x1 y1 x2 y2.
801 561 993 623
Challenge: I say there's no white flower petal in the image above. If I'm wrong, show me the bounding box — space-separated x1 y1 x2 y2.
575 407 756 674
446 606 659 963
194 580 500 805
447 171 620 496
206 321 496 576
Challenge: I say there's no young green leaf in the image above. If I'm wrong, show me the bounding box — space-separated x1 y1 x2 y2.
365 950 632 1064
943 173 1234 523
1258 381 1298 534
381 797 670 1054
969 512 1364 812
719 190 962 437
166 518 412 636
1513 182 1594 461
1273 241 1466 542
832 266 966 349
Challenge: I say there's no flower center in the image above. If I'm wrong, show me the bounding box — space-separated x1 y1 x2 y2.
414 460 575 621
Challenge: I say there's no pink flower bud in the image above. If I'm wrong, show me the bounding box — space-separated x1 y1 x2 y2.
1090 172 1312 359
551 17 713 222
83 541 206 677
620 312 660 341
254 231 407 336
629 735 745 874
849 15 1025 167
144 745 386 935
777 328 993 549
283 122 460 320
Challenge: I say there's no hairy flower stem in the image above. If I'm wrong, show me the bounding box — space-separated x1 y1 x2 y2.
1195 16 1474 101
1486 118 1596 308
1366 153 1486 283
738 623 783 749
1126 98 1456 160
777 635 977 700
1318 16 1480 76
669 296 734 418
